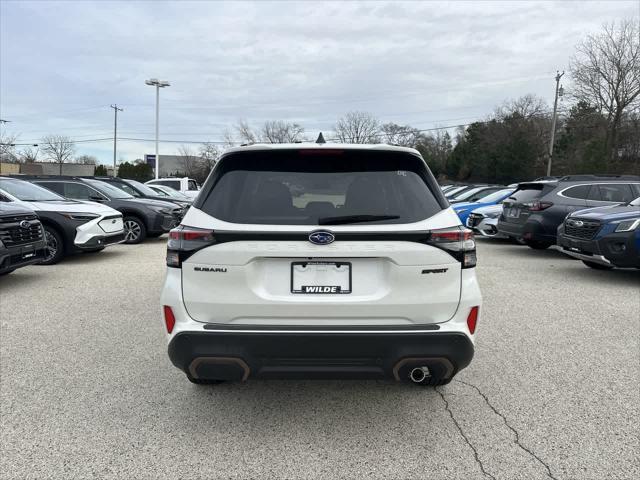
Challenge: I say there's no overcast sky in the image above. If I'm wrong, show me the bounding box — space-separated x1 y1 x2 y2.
1 0 638 164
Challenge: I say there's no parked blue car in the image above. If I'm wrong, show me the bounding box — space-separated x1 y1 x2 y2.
557 196 640 269
452 188 516 224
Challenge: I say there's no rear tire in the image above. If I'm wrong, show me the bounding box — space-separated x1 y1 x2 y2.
40 226 65 265
123 216 147 244
525 240 551 250
582 260 614 270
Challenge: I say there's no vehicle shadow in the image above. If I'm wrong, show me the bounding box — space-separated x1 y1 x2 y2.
559 264 640 286
0 269 42 288
174 379 442 434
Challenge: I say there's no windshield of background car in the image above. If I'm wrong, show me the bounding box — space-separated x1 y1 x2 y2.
84 179 134 199
198 149 443 225
0 178 65 201
126 179 160 197
159 187 189 199
452 187 485 201
476 189 515 203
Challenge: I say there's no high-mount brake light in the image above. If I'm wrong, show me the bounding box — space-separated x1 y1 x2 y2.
298 149 344 156
426 227 477 268
166 225 216 268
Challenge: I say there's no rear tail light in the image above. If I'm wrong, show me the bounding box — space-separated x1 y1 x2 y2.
166 225 216 267
426 227 477 268
467 306 479 334
524 201 553 211
163 305 176 334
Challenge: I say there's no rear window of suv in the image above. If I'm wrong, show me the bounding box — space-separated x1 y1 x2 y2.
197 149 443 225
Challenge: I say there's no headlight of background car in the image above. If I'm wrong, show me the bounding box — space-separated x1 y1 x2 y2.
61 213 100 221
613 219 640 232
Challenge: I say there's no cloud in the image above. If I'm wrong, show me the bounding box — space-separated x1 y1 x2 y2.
1 0 637 162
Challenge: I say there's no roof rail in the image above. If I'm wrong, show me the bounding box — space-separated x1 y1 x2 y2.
558 174 640 181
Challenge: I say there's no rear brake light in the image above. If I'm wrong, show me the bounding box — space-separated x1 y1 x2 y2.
467 306 479 334
524 201 553 211
163 305 176 334
166 225 216 268
426 227 477 268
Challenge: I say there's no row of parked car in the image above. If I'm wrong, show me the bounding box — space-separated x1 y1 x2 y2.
443 175 640 270
0 175 199 275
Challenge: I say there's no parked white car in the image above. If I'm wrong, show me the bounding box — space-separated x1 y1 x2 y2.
467 203 524 244
145 177 200 199
0 177 124 264
160 143 482 387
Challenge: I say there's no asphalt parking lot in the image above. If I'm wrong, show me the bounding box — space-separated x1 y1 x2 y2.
1 238 638 480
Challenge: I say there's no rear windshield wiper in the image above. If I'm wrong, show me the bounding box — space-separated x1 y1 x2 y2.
317 214 400 225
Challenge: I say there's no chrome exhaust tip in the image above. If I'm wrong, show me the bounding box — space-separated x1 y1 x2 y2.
409 366 430 383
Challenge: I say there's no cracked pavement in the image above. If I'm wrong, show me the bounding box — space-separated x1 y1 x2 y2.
1 237 639 479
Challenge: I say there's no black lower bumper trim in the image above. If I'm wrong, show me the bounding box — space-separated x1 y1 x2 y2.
168 331 474 382
77 232 125 249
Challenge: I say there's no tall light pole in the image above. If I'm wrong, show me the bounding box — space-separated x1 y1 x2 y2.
547 70 565 177
145 78 170 179
110 104 123 177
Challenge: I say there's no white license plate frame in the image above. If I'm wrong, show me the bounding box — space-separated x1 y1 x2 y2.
291 261 352 294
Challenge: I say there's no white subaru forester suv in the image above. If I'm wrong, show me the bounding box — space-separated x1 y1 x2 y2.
161 143 481 386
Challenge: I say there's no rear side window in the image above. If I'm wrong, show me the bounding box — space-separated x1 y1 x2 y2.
590 183 635 203
155 180 180 189
188 180 198 191
198 150 443 225
562 185 590 200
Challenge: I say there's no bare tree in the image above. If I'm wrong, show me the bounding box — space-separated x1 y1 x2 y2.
41 135 75 163
334 111 380 143
19 145 39 163
570 20 640 160
380 123 422 147
0 132 18 163
177 144 200 178
198 142 220 181
261 120 305 143
75 154 97 165
222 128 236 148
235 120 258 144
495 94 548 120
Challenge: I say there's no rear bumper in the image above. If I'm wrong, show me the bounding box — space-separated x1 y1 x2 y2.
168 330 474 382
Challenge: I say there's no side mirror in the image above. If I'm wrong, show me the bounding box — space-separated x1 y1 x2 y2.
89 195 105 202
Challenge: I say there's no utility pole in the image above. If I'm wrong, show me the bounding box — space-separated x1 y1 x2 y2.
145 79 170 179
0 119 12 174
547 70 565 177
110 104 123 177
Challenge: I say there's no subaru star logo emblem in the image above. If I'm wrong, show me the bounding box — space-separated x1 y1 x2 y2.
574 220 584 227
19 220 30 229
308 230 335 245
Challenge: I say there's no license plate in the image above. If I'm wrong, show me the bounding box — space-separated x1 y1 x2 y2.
507 208 520 218
291 261 351 294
